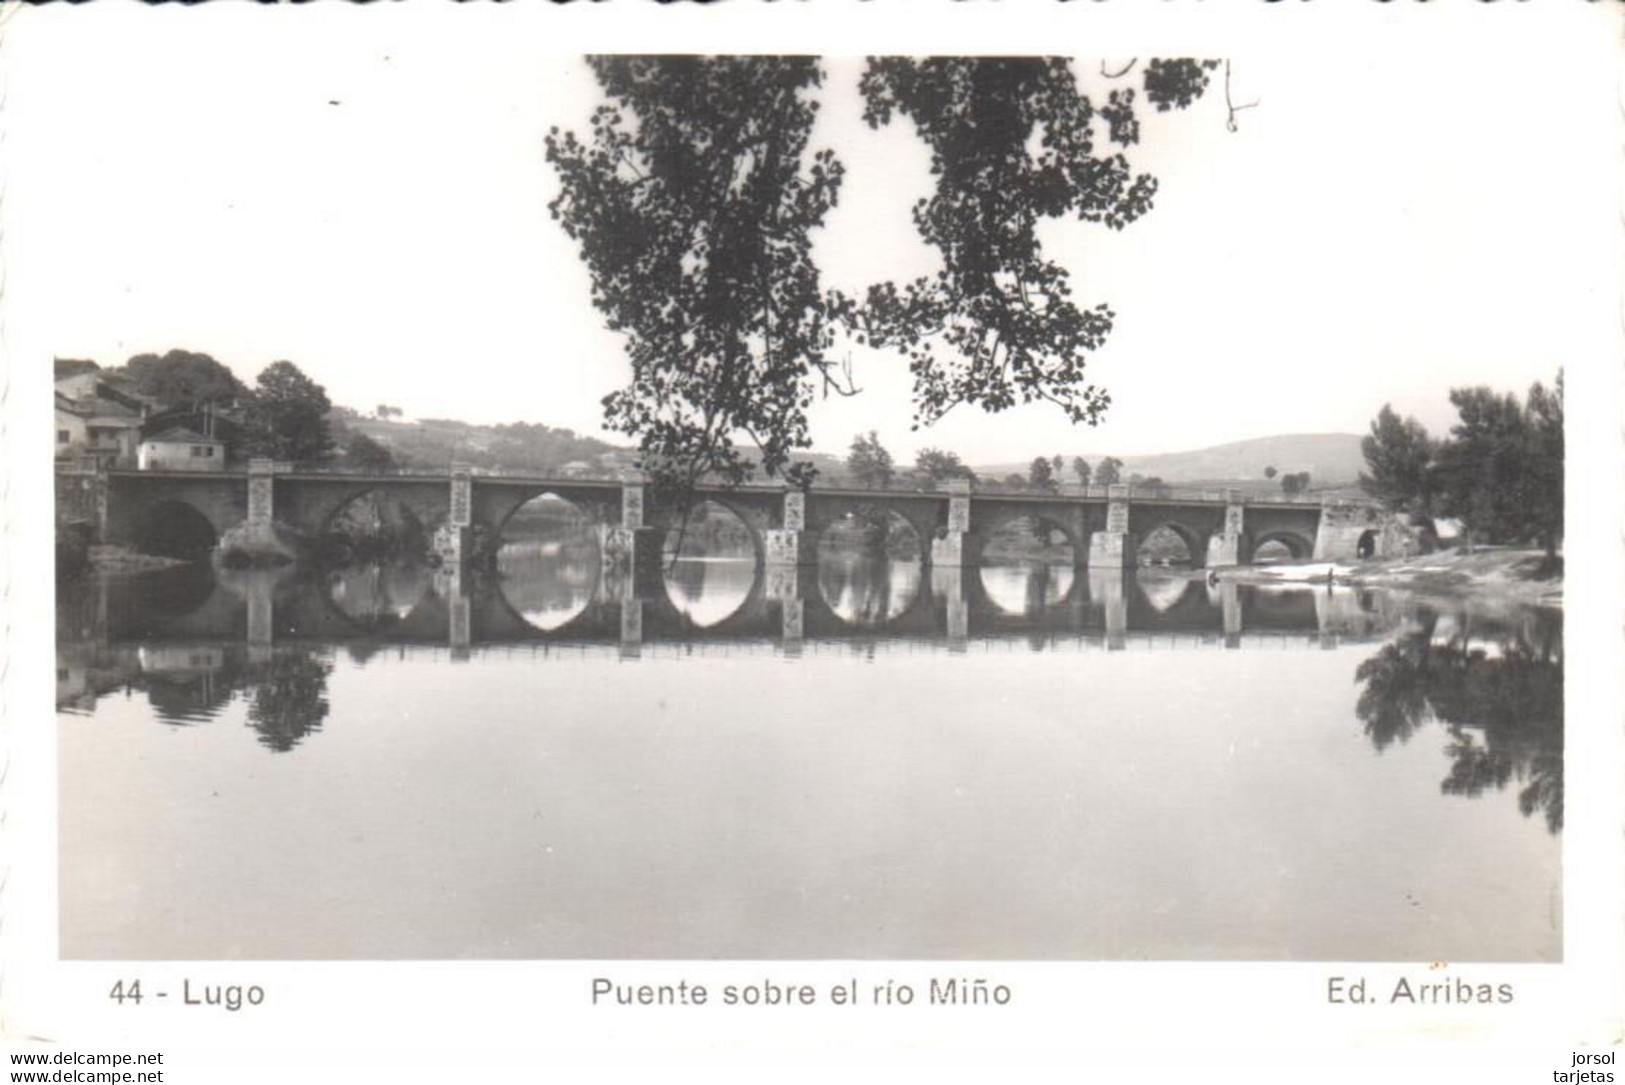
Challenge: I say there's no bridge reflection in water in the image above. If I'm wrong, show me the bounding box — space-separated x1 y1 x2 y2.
55 556 1401 666
57 553 1564 960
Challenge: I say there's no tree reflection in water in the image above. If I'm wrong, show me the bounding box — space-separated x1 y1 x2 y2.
818 556 921 626
245 653 334 753
1355 607 1562 832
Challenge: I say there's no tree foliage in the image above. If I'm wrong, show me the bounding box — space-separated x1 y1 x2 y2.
1095 456 1124 487
1358 374 1562 557
344 431 399 473
1028 455 1056 492
1072 455 1091 486
119 349 246 409
1354 608 1561 833
243 360 335 464
548 56 1219 496
1280 471 1311 495
546 57 843 496
846 57 1209 431
1521 374 1564 557
1360 405 1435 512
846 430 896 489
914 447 977 485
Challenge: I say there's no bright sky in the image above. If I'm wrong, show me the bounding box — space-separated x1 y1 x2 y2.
4 5 1615 463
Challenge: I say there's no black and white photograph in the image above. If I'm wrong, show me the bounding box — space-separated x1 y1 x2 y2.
3 4 1621 1080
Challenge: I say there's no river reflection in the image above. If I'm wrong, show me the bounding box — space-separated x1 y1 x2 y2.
820 556 922 625
57 555 1563 960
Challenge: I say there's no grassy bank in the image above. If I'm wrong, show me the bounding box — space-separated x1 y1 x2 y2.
1221 547 1561 608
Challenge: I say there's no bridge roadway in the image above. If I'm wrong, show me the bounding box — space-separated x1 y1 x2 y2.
83 463 1399 571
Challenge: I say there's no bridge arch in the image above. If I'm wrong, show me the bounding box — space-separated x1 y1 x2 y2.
133 499 220 560
974 509 1084 567
815 554 928 628
1133 522 1203 568
309 483 450 562
1246 529 1316 564
812 506 928 567
654 555 767 634
493 492 605 632
480 485 619 541
323 562 438 634
659 497 765 565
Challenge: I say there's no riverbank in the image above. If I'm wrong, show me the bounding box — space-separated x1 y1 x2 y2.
1217 547 1561 608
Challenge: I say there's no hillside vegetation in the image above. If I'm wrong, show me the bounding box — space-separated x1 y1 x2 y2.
974 433 1366 489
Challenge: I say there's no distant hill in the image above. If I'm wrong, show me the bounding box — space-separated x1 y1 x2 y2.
976 433 1368 490
339 412 625 475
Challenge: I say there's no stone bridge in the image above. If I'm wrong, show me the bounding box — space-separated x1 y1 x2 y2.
78 460 1405 574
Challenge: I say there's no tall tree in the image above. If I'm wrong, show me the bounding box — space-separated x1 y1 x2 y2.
1095 456 1124 487
548 56 1219 495
119 349 246 409
243 361 334 463
846 430 896 489
344 431 399 473
1521 373 1563 561
546 57 843 496
849 58 1214 431
1359 404 1436 513
1028 456 1056 492
1431 387 1528 546
1072 456 1091 486
914 447 977 485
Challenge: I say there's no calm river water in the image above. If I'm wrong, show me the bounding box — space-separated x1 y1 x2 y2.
57 551 1562 961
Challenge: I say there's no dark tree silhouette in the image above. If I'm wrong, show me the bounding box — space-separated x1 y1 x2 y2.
245 652 334 753
1355 608 1562 832
344 431 399 473
548 56 1220 496
1359 405 1435 513
846 431 896 489
546 57 843 496
1095 456 1124 487
914 447 978 486
243 361 334 464
119 349 246 410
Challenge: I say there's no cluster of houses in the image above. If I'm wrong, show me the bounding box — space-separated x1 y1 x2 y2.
54 358 228 471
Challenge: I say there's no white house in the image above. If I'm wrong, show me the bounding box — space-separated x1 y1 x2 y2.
55 392 90 455
138 427 226 471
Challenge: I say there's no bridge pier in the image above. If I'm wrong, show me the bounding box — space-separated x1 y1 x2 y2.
928 479 975 569
1092 569 1128 650
931 566 970 650
432 463 475 570
1086 485 1131 571
603 471 664 589
1220 579 1242 649
765 489 818 567
438 563 471 661
766 564 815 653
1206 494 1245 567
245 573 274 665
217 458 298 564
619 598 643 659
